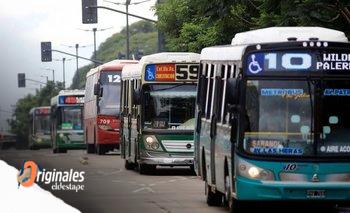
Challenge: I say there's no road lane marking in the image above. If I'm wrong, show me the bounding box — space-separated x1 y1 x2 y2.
132 187 155 193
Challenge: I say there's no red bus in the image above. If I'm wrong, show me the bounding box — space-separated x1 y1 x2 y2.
84 60 138 155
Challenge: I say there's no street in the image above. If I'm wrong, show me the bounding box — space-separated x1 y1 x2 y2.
0 148 226 213
0 148 346 213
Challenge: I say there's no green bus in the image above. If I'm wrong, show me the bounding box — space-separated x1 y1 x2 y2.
50 90 85 153
28 106 51 149
121 52 200 174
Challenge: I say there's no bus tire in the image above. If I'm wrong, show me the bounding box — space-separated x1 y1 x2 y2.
206 181 223 206
53 148 58 153
138 164 155 175
96 144 105 155
124 159 135 170
87 144 95 154
58 148 67 153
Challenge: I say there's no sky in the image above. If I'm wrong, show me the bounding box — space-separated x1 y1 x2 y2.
0 0 157 131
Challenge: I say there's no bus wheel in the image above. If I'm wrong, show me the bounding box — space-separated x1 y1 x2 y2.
53 148 58 153
58 148 67 153
87 144 95 154
96 144 105 155
206 181 223 206
124 159 135 170
138 164 155 175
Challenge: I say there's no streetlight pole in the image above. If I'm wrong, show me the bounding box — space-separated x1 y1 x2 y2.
126 0 131 59
63 57 66 89
75 44 79 73
93 28 97 64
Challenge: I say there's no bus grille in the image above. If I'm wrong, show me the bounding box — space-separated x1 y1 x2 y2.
161 140 194 153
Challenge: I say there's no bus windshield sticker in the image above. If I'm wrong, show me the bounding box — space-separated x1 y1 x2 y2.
319 145 350 153
324 89 350 96
246 51 350 75
261 88 309 99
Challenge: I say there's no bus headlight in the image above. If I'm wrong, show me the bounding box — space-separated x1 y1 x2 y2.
237 159 274 181
59 133 64 138
144 136 161 151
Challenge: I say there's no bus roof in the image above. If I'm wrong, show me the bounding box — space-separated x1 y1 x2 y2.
201 27 348 61
51 90 85 106
29 106 50 115
139 52 200 64
121 63 142 80
86 60 138 77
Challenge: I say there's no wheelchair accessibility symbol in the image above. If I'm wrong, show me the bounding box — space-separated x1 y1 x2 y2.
247 54 263 74
145 65 156 81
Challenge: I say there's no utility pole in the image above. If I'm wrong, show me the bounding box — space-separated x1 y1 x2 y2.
53 58 73 89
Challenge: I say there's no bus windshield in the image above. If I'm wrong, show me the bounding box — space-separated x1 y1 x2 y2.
143 84 196 130
34 115 50 135
244 80 314 157
59 106 83 130
99 71 121 115
318 80 350 156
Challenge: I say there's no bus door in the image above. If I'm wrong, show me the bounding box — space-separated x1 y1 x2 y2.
208 64 217 184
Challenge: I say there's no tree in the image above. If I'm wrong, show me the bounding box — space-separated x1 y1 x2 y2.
155 0 349 52
8 81 63 148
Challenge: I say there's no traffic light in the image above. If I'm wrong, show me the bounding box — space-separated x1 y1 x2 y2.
18 73 25 88
82 0 98 24
41 42 52 62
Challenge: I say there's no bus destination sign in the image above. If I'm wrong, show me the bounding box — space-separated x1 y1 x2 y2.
145 63 199 81
58 96 84 105
35 108 50 115
246 51 350 75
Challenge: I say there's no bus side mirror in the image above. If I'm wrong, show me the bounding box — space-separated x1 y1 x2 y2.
226 78 240 106
133 89 141 105
94 83 101 96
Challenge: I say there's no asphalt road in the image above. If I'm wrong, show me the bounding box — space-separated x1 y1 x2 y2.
0 148 347 213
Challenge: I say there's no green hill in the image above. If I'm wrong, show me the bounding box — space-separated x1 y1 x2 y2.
71 20 158 89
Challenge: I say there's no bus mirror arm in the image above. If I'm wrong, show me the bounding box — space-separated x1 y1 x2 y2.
94 83 101 96
133 89 141 105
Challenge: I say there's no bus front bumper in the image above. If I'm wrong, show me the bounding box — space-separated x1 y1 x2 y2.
139 157 194 166
236 176 350 201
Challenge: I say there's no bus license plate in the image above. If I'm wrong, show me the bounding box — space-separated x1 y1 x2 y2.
306 190 326 199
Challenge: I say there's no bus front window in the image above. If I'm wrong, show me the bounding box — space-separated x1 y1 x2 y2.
144 84 196 130
244 80 314 157
98 72 121 115
60 107 83 130
318 80 350 156
34 115 50 135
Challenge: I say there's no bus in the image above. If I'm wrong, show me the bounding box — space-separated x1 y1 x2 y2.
121 52 200 174
51 90 85 153
194 27 350 210
84 60 138 155
28 106 51 149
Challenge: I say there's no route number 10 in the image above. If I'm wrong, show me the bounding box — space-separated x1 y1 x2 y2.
265 53 312 70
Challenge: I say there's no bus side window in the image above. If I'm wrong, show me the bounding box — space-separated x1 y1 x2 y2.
223 65 236 124
198 63 208 117
217 64 228 123
205 64 215 119
125 80 129 115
